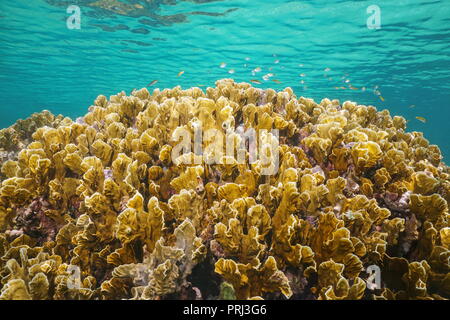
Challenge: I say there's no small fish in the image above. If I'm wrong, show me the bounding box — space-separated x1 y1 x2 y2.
300 80 305 84
147 80 158 86
340 86 347 90
409 104 416 108
272 79 281 84
250 79 262 84
228 69 235 74
416 116 427 123
177 71 185 77
324 67 331 72
350 86 359 90
379 95 385 102
197 84 206 87
361 87 366 92
300 73 306 77
274 59 280 64
245 57 251 61
253 67 262 73
299 64 304 67
134 4 144 9
345 79 350 83
262 73 273 81
220 62 227 68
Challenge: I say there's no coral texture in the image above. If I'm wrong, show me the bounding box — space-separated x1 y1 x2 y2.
0 111 68 179
0 79 449 300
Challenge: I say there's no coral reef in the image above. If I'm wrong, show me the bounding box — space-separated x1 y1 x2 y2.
0 79 449 300
0 111 68 179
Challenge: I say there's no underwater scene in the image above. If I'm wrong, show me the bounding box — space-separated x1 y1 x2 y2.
0 0 449 301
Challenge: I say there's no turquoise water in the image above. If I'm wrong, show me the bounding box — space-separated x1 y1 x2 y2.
0 0 449 159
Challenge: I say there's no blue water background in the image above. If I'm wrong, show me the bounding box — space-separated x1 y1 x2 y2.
0 0 449 160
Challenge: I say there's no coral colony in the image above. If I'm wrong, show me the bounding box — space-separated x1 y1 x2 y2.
0 79 449 300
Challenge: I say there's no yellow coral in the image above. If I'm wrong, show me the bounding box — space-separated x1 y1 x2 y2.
0 79 449 301
351 141 382 170
215 256 292 300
